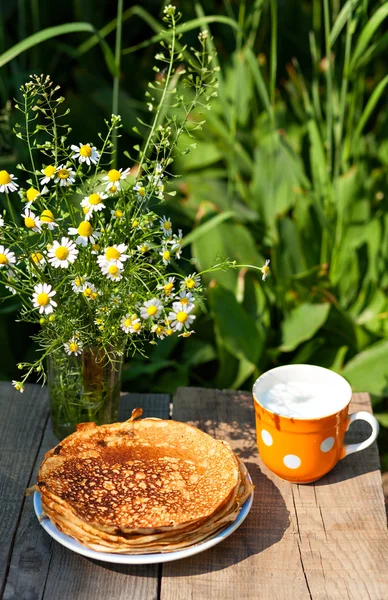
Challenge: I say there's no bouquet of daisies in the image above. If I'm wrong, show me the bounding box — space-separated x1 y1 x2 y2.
0 6 227 396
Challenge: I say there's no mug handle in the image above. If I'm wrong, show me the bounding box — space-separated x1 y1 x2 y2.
342 411 380 458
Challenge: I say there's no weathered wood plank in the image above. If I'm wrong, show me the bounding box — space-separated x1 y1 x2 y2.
3 392 169 600
0 382 49 599
162 387 388 600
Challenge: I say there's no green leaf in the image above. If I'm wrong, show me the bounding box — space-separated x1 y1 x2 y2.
352 75 388 145
375 413 388 428
245 46 271 116
342 339 388 397
280 303 331 352
0 23 97 68
350 4 388 69
182 211 236 248
329 0 357 46
209 284 264 365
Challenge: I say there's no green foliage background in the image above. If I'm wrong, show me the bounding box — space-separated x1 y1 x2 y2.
1 0 388 465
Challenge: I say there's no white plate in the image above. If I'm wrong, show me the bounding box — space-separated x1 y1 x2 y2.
34 488 253 564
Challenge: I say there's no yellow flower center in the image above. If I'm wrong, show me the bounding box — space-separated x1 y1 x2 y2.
140 245 148 254
105 247 120 260
55 246 69 260
83 207 89 215
108 169 121 182
110 185 117 193
91 244 99 252
37 292 49 306
262 265 270 275
58 168 70 179
78 221 93 237
114 209 123 218
166 328 174 336
108 264 119 275
43 165 56 178
132 322 141 331
132 220 139 228
147 305 158 316
89 193 101 205
186 278 195 289
138 187 145 197
0 253 8 265
90 292 98 300
155 326 165 335
0 170 11 185
26 187 39 202
24 217 36 229
124 318 132 328
79 145 92 157
180 297 189 305
176 311 188 323
164 283 174 295
163 250 171 261
74 277 83 287
31 252 43 264
40 209 54 222
83 287 93 297
69 342 79 353
163 221 171 231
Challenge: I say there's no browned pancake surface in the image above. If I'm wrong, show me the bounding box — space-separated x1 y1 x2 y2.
38 418 239 530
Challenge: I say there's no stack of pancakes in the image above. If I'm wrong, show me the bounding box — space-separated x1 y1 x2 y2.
35 409 253 554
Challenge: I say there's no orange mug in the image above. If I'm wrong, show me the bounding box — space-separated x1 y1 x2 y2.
253 364 379 484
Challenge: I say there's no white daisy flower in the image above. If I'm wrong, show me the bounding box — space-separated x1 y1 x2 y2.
101 259 123 282
176 290 195 310
71 143 100 166
160 247 171 265
160 216 173 236
170 229 183 259
182 273 201 290
0 170 19 193
22 209 42 233
179 330 195 338
152 323 166 339
111 208 124 219
0 216 4 227
82 283 98 301
158 277 175 298
30 252 46 269
68 221 100 246
97 244 129 270
129 318 142 334
32 283 57 314
91 243 101 255
131 218 142 230
71 276 86 293
64 337 83 356
81 192 107 218
140 298 163 320
48 237 78 269
55 165 75 187
121 315 133 334
168 303 196 332
103 168 131 192
137 243 149 254
0 245 16 269
40 209 58 230
12 380 24 393
40 165 57 185
260 259 270 281
133 181 146 201
24 186 47 208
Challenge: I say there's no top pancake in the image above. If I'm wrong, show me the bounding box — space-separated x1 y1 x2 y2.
38 414 240 531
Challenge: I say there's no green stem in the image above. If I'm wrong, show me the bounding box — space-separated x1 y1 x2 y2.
112 0 124 168
24 94 40 190
5 193 17 225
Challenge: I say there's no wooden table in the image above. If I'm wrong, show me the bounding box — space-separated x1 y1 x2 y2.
1 382 388 600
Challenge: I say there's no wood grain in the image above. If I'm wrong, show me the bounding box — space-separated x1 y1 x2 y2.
2 391 169 600
0 383 49 599
161 387 388 600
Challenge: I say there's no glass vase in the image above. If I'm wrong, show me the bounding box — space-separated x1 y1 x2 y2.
47 347 123 440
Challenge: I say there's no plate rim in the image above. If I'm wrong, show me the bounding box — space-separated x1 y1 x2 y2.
33 486 254 564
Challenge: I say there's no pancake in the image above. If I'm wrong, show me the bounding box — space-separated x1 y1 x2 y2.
35 409 253 553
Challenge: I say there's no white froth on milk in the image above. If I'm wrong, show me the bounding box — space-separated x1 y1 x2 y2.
260 381 343 419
